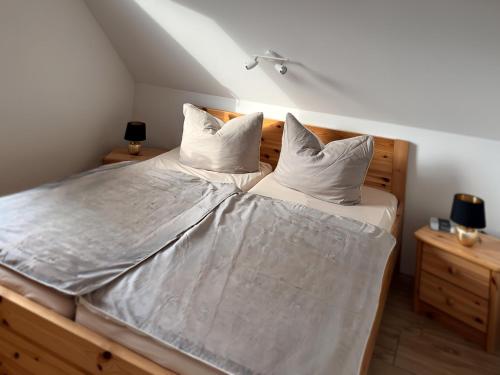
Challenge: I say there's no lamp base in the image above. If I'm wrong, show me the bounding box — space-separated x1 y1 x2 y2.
456 225 479 247
128 141 141 155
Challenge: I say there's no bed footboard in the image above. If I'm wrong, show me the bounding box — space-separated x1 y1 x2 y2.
0 285 174 375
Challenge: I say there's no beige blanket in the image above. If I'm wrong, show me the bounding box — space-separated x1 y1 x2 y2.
0 161 238 295
81 192 395 374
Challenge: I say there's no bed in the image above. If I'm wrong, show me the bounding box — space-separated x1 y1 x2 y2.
0 108 408 374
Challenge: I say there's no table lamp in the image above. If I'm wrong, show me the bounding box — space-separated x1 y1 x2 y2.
450 193 486 247
124 121 146 155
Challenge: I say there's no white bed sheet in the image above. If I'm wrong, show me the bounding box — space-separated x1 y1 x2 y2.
249 173 398 231
151 147 272 191
0 265 75 318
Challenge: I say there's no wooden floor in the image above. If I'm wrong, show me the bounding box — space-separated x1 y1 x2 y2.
368 275 500 375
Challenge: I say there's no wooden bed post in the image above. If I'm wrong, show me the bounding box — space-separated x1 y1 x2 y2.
392 140 409 273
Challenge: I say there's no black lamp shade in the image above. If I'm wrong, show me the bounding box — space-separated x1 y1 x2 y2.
450 193 486 229
124 122 146 141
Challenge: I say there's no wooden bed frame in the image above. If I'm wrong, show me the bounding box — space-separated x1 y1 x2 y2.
0 108 408 375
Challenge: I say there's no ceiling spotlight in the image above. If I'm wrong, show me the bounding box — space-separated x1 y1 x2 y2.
275 64 287 75
244 50 290 75
244 57 259 70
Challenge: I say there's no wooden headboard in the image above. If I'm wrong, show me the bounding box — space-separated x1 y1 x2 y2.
205 108 409 206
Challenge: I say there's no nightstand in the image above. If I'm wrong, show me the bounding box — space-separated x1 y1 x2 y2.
102 147 168 164
414 226 500 352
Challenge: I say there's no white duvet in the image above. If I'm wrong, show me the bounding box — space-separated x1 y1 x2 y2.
80 193 396 375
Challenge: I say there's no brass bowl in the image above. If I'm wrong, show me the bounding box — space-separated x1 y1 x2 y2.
456 225 480 247
128 141 141 155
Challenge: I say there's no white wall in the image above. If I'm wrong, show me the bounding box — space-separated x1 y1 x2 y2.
87 0 500 140
134 83 500 275
0 0 134 196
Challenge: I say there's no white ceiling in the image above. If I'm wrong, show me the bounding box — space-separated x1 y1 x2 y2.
85 0 500 140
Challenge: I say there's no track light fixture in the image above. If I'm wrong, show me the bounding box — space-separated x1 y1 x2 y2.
244 56 259 70
244 50 289 75
274 64 287 75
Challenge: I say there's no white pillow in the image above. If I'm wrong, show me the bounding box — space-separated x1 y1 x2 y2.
179 104 263 173
274 113 374 205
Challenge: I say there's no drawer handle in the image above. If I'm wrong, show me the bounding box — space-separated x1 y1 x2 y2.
446 297 454 306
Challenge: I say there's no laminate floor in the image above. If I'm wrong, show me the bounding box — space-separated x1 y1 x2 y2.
368 275 500 375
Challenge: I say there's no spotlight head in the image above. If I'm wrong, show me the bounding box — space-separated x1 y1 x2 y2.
244 57 259 70
275 64 287 75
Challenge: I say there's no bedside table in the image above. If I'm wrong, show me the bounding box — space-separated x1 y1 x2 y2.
103 147 168 164
414 226 500 352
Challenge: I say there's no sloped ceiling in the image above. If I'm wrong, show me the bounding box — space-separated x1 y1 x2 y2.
85 0 500 140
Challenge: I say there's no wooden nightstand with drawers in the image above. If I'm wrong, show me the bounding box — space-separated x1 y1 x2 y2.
414 226 500 352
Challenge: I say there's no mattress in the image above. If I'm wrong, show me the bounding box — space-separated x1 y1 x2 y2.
151 147 272 191
76 303 222 375
0 265 75 318
249 173 398 231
